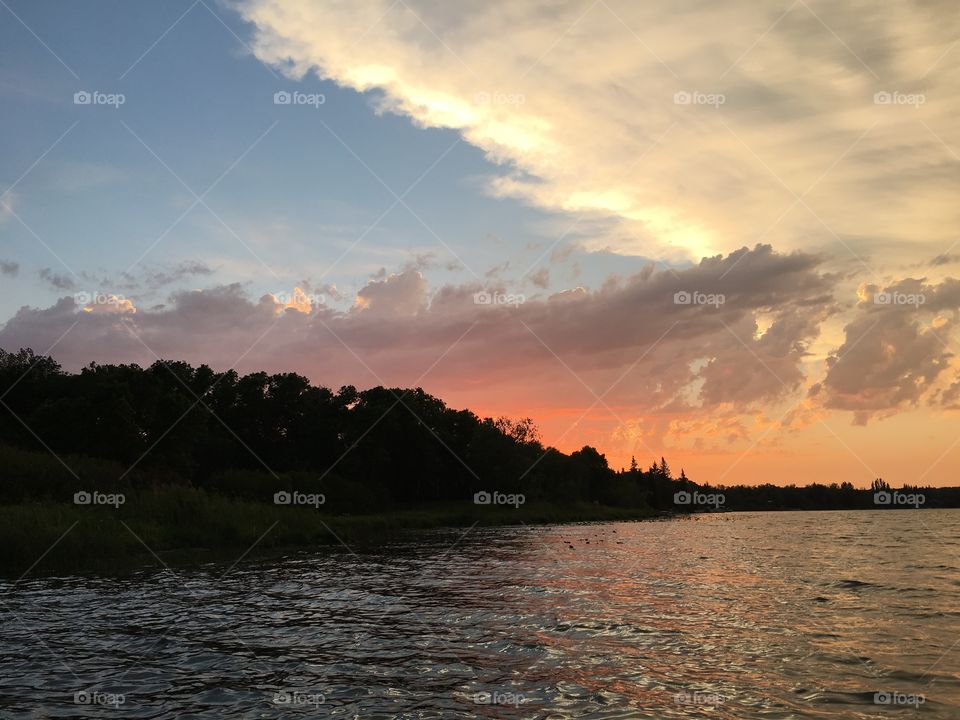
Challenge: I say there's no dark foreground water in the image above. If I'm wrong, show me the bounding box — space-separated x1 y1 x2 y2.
1 510 959 718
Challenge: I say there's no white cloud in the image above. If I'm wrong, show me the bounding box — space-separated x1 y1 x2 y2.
238 0 960 270
352 269 429 317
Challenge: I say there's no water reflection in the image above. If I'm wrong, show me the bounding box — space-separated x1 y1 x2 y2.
1 510 958 718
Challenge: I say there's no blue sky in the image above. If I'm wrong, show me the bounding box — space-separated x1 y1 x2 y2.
1 0 650 319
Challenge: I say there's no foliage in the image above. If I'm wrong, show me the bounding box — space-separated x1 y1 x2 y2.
0 348 648 508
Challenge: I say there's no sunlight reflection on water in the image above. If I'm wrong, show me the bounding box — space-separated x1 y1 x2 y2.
1 510 958 718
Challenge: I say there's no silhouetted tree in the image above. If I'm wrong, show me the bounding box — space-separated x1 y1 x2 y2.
3 347 956 512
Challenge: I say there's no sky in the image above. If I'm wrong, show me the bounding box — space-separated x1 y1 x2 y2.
1 0 959 487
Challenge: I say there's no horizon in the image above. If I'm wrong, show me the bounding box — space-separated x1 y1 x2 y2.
2 0 960 487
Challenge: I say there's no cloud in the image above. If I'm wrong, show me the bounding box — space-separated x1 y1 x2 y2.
352 269 429 317
78 261 216 296
2 246 834 420
484 260 510 279
81 294 137 315
529 267 549 289
0 260 18 277
264 286 320 314
401 252 438 273
238 0 960 268
38 268 76 291
818 277 960 423
931 253 960 266
142 261 215 290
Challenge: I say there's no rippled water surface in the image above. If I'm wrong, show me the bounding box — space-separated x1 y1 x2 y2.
2 510 959 718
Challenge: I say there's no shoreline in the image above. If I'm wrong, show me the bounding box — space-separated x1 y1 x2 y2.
0 488 660 578
4 488 950 579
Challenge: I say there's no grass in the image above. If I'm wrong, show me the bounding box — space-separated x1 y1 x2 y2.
0 485 657 577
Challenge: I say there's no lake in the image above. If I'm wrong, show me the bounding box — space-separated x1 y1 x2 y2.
1 510 958 718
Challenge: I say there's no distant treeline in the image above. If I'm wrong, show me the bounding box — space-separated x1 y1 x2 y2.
1 347 957 512
0 348 648 510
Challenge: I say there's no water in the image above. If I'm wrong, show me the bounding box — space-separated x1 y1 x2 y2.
1 510 958 718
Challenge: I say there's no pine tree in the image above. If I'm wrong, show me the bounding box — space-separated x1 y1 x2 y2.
660 456 672 480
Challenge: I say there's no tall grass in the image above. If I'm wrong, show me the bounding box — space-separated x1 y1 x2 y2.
0 484 654 576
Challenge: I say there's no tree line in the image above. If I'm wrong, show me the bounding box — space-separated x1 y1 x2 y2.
2 347 956 512
0 348 645 510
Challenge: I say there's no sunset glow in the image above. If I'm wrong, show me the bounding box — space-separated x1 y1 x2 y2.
2 0 959 486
